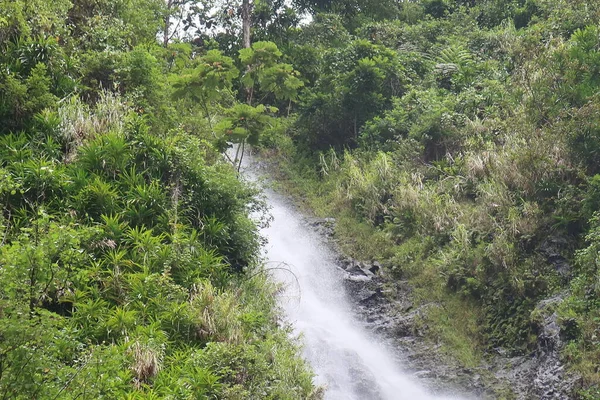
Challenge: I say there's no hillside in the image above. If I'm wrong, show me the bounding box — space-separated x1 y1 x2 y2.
257 1 600 398
0 1 317 398
2 0 600 398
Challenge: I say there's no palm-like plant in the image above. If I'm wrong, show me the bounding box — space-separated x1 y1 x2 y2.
71 297 111 341
125 225 167 269
106 306 139 339
435 44 475 90
119 166 146 189
10 157 65 205
0 132 32 165
15 36 62 74
123 181 167 228
74 176 120 219
78 133 131 179
101 213 129 242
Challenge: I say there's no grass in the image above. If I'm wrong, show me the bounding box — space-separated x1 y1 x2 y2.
419 294 484 368
256 145 490 371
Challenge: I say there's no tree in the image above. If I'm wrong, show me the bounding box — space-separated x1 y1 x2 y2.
232 41 302 168
171 49 240 131
164 0 193 47
294 0 400 30
67 0 165 50
242 0 252 48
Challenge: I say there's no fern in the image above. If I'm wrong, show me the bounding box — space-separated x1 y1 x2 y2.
437 45 474 70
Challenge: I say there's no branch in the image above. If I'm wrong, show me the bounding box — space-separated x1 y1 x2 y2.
52 351 93 400
246 261 302 301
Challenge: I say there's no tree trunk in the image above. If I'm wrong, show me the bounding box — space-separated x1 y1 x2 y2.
164 0 173 47
241 0 252 49
164 15 170 46
242 0 253 104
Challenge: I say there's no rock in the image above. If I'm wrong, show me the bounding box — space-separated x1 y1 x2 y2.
358 289 377 303
488 292 582 399
361 265 375 278
414 370 434 379
534 295 565 355
305 217 336 237
393 313 416 337
359 288 383 306
369 261 381 273
344 273 372 282
346 260 367 275
338 257 353 270
539 237 572 279
345 260 375 278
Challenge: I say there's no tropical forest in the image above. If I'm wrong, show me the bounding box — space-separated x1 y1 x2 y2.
1 0 600 399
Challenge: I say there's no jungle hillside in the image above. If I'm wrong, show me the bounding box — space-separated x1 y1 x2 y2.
2 0 600 399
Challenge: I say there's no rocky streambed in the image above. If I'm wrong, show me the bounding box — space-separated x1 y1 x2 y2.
305 217 582 399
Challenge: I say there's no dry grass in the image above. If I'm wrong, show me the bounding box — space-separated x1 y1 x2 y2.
59 91 130 160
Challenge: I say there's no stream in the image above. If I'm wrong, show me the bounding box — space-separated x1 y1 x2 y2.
241 155 464 400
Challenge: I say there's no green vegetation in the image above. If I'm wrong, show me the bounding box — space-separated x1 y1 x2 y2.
249 0 600 397
0 1 318 399
4 0 600 397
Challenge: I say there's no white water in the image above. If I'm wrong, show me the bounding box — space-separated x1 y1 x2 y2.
241 156 463 400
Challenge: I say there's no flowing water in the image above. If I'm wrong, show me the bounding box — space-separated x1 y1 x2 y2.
241 155 463 400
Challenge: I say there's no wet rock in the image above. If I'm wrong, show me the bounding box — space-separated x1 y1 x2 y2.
348 363 384 400
306 217 337 238
488 293 582 399
414 370 434 379
346 260 366 275
359 288 383 306
539 237 572 279
344 273 372 282
358 289 377 303
529 294 580 399
361 266 375 278
345 260 375 278
393 313 416 338
338 257 353 270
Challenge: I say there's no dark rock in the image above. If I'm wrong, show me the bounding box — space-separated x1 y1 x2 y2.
361 266 375 278
359 288 383 306
369 261 381 273
305 217 336 238
346 260 367 275
358 289 377 303
345 260 375 278
393 313 416 338
488 293 581 399
539 237 572 279
339 257 353 270
528 294 579 399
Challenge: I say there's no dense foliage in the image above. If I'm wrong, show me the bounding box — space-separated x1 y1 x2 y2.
234 0 600 397
4 0 600 398
0 1 319 399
